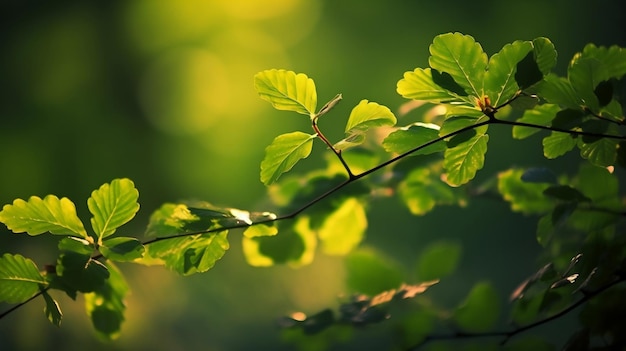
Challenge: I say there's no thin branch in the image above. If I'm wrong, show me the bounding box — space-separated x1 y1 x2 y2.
491 118 626 140
408 276 626 350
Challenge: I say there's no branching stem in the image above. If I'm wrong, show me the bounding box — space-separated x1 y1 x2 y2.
407 276 626 350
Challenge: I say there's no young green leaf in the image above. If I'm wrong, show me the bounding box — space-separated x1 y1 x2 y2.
88 178 139 240
512 104 560 139
416 241 462 281
243 216 316 267
0 195 87 237
382 123 445 156
577 122 619 167
0 253 47 304
428 32 487 98
397 68 470 104
55 252 110 293
454 281 500 332
484 40 533 106
543 132 577 159
84 262 128 340
254 69 317 116
243 223 278 238
335 100 397 151
581 44 626 78
568 57 607 112
260 131 316 185
344 100 396 133
536 74 582 110
531 37 557 75
42 290 63 327
443 127 489 186
318 198 367 256
99 237 144 262
143 231 229 275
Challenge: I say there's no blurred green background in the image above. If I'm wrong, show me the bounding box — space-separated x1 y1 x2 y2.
1 0 625 350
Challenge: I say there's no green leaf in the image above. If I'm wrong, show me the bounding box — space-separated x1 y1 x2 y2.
143 231 229 275
543 132 577 159
439 115 487 137
84 262 128 340
443 127 489 186
428 32 487 98
243 223 278 238
0 253 46 303
543 185 591 202
100 237 144 262
536 74 582 109
243 217 316 267
568 57 608 111
532 37 557 75
318 198 367 256
484 40 533 106
254 69 317 116
146 202 277 238
55 252 110 293
345 248 404 295
398 168 457 215
416 241 462 281
577 122 619 167
454 281 500 332
42 290 63 327
87 178 139 240
397 68 469 103
382 123 445 156
0 195 87 237
498 169 553 215
260 131 316 185
512 104 560 139
581 44 626 78
335 100 396 151
344 100 396 133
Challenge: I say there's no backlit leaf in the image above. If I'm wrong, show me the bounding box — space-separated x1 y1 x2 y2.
88 178 139 239
243 223 278 238
318 198 367 255
254 69 317 116
0 253 46 303
416 241 462 281
100 237 144 262
536 74 582 109
512 104 560 139
55 252 109 293
345 100 396 132
382 123 445 156
0 195 87 237
568 57 607 111
577 123 619 167
84 262 128 340
454 281 500 332
42 290 62 326
397 67 469 104
429 32 487 98
484 40 533 106
443 127 489 186
532 37 557 74
243 216 316 267
143 231 229 275
543 132 577 159
260 132 316 185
